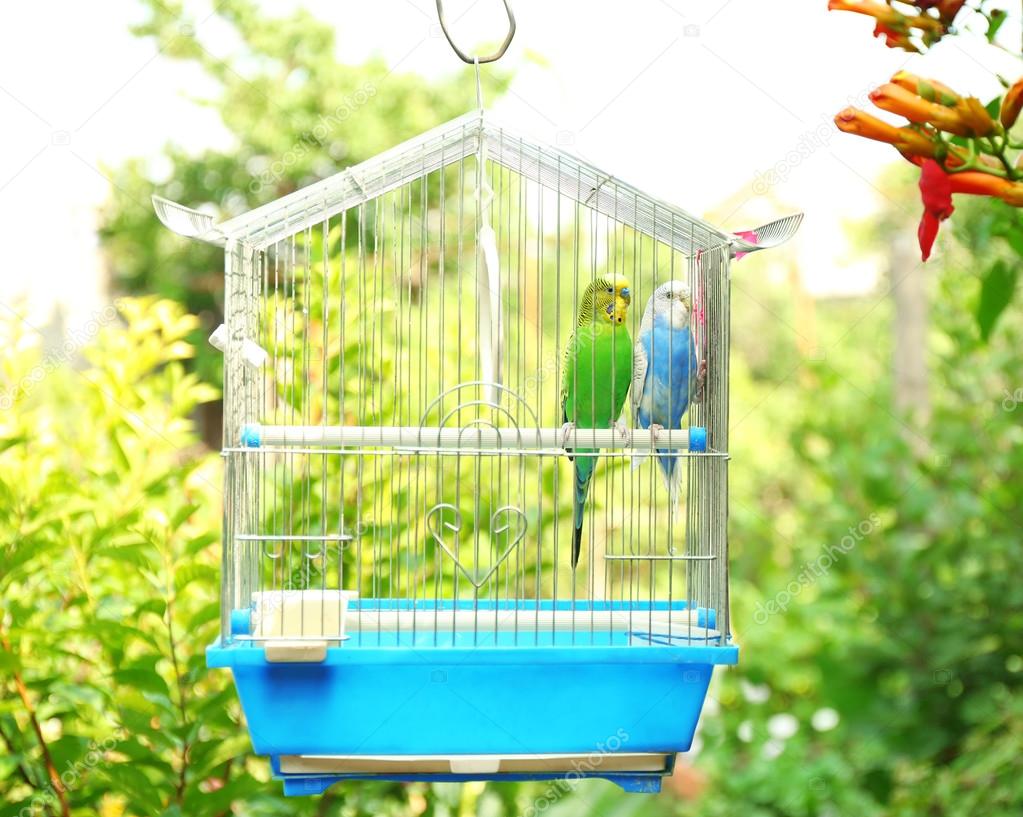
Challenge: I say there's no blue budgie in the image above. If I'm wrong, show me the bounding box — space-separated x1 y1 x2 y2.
631 281 705 509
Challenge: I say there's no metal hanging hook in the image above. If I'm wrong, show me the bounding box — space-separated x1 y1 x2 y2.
435 0 516 64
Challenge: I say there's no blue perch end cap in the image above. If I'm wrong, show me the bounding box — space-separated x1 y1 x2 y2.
230 608 252 636
689 426 707 453
240 423 261 448
697 607 717 629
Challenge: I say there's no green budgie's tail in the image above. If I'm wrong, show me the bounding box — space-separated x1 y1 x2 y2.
572 452 595 568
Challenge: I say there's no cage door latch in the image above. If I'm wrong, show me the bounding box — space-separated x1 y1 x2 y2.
209 323 269 369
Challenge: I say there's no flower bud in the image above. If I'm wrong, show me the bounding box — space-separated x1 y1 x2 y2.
1000 78 1023 130
891 71 960 106
954 97 998 138
936 0 966 22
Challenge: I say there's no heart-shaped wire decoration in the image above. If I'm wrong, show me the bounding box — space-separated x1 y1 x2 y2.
426 503 527 589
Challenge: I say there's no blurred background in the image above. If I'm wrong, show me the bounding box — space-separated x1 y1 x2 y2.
2 1 1022 815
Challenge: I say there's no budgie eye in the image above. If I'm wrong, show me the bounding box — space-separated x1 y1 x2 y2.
606 287 613 293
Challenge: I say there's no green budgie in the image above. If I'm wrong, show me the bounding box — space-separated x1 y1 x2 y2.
560 274 633 568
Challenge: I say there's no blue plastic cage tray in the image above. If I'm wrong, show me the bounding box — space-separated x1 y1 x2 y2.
208 598 737 794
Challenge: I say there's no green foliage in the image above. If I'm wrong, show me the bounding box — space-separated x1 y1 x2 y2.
957 200 1023 344
0 300 517 817
673 217 1023 814
0 297 241 816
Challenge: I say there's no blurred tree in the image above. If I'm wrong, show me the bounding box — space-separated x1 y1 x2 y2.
98 0 508 441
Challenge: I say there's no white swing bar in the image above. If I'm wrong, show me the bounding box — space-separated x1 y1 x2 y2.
239 423 708 452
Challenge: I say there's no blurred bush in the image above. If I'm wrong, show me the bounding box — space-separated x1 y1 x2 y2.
0 299 514 817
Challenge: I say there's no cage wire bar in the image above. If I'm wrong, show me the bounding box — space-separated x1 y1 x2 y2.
217 122 734 652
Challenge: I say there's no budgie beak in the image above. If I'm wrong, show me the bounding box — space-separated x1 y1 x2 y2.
613 296 629 324
679 291 693 311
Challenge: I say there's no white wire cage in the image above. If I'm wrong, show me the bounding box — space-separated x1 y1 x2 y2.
157 111 800 791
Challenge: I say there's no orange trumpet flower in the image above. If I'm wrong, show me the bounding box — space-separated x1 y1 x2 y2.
827 0 901 22
947 171 1023 206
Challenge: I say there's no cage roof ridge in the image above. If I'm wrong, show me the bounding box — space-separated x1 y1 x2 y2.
155 110 801 256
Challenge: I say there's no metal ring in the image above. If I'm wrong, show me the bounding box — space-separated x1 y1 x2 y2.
435 0 516 65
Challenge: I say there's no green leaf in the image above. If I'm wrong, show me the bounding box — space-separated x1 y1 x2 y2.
110 426 132 472
101 762 166 814
46 735 92 774
136 597 168 618
112 667 170 697
171 502 201 532
994 217 1023 257
184 531 218 556
985 9 1008 43
97 541 156 570
1 536 59 586
174 563 217 591
0 650 22 675
0 753 24 782
187 600 220 631
976 259 1018 342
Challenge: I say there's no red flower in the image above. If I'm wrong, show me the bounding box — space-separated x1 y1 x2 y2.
917 159 954 261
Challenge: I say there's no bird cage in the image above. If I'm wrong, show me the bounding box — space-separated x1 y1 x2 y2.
154 111 800 794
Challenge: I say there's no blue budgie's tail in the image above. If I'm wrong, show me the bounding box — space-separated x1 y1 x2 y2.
572 454 595 568
656 450 684 512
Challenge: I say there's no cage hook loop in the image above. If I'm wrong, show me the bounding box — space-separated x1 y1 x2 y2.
435 0 516 65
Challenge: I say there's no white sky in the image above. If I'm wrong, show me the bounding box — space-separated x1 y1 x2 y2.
0 0 1019 329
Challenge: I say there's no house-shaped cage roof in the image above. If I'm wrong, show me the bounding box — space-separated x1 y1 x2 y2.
153 111 801 257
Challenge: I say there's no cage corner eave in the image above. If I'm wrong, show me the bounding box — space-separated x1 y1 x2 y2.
157 111 800 794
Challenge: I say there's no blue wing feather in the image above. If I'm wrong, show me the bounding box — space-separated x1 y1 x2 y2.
635 317 698 505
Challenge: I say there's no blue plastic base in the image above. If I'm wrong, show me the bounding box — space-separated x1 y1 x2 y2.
208 599 737 795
